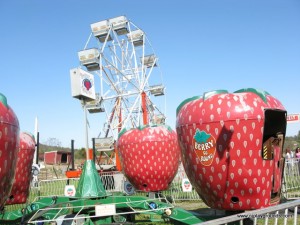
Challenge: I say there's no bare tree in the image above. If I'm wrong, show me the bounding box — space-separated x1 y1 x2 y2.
44 138 62 147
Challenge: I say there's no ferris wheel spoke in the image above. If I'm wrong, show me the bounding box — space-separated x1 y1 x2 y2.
101 55 142 92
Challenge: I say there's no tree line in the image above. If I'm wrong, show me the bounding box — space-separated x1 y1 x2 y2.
284 130 300 151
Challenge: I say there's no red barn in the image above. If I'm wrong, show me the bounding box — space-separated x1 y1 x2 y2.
44 151 71 165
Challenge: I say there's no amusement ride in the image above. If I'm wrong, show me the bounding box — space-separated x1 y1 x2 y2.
0 15 294 225
69 15 169 172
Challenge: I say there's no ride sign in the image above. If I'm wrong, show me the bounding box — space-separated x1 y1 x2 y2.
287 114 300 123
182 178 192 192
64 185 76 197
70 67 96 101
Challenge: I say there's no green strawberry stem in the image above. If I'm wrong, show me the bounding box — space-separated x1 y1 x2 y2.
0 93 8 108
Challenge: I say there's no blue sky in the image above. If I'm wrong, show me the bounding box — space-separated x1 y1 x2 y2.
1 0 299 148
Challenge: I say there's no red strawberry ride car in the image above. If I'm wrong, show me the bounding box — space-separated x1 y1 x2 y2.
117 124 180 192
6 132 36 205
176 88 287 211
0 93 20 208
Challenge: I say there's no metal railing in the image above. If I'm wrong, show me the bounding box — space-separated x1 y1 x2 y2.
282 158 300 200
168 164 201 201
199 199 300 225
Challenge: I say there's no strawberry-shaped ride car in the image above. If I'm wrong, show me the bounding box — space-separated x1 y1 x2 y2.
6 132 36 205
117 125 180 192
0 93 20 208
176 88 287 210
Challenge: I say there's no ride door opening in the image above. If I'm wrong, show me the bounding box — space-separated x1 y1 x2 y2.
262 109 287 202
61 153 68 164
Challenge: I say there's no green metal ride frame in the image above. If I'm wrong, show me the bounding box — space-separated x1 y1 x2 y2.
0 160 207 225
0 195 206 224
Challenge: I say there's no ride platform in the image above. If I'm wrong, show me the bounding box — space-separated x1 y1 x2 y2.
0 159 207 224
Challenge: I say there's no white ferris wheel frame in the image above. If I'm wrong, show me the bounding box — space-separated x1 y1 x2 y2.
78 16 167 140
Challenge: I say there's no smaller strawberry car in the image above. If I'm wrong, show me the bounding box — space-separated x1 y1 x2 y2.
6 132 36 205
117 124 180 192
0 93 20 208
176 88 287 210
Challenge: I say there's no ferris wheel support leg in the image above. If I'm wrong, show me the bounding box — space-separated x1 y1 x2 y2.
83 100 89 160
141 92 148 125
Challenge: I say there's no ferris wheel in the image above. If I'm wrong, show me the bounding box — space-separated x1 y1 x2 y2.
75 16 166 141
